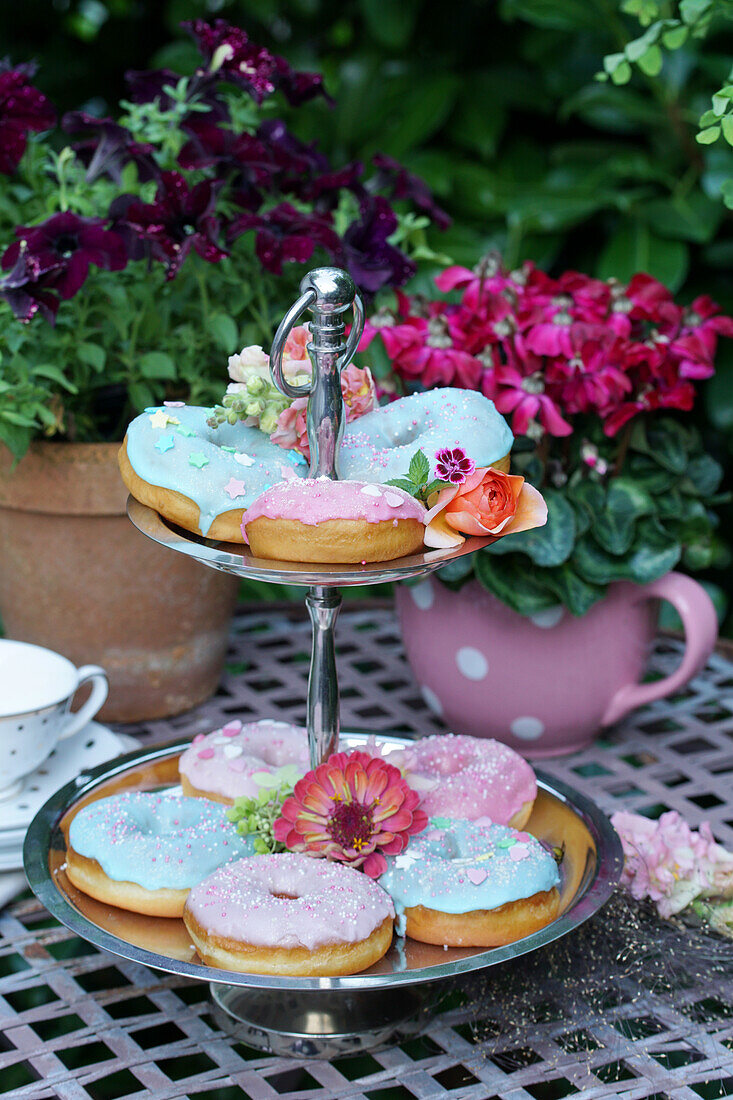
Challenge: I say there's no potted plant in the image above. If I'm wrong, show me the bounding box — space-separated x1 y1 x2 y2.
0 20 449 720
361 257 729 754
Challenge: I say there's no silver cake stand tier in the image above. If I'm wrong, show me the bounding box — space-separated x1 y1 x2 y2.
24 736 623 1058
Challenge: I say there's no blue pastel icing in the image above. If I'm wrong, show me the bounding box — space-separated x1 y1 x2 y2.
68 791 253 891
125 406 302 535
124 389 513 536
340 389 514 483
378 818 559 936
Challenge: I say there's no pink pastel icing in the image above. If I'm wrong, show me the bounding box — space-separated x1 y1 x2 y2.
185 852 395 950
241 478 425 539
178 719 310 801
387 734 536 824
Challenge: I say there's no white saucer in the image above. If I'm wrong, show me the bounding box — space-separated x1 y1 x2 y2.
0 722 137 871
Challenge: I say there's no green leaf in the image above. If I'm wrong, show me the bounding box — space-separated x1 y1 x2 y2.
682 454 723 497
661 23 688 47
573 536 635 584
626 522 681 582
385 478 419 496
358 0 419 48
437 556 475 585
639 192 722 243
77 343 106 371
643 419 691 473
637 44 663 75
33 364 79 393
593 477 655 555
486 488 575 566
611 60 632 85
597 220 688 290
424 479 452 496
697 126 721 144
474 552 560 616
680 0 711 23
207 312 239 352
408 449 430 486
138 351 177 380
721 116 733 146
543 563 606 616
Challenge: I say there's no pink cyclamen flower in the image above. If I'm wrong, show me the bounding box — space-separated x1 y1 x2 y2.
435 447 475 485
612 810 733 918
273 749 428 878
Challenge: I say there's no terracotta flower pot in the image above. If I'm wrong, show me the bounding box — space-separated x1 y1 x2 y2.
395 573 718 757
0 442 238 722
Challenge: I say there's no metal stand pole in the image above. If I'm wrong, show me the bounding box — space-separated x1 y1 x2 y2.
305 585 341 768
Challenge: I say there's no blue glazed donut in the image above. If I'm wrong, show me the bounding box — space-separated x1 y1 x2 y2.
66 790 253 916
120 388 513 542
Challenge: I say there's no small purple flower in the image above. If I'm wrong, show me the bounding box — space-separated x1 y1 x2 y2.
0 59 56 174
62 111 159 183
1 212 128 301
178 121 274 210
0 252 64 323
435 447 475 485
183 19 331 107
370 153 451 230
114 171 226 279
227 202 340 276
341 196 416 296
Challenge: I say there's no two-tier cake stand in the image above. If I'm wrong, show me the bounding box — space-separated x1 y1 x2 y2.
25 268 622 1058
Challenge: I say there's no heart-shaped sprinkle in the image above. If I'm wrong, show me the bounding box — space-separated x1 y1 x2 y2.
509 844 530 861
197 748 215 759
384 492 404 508
228 758 247 773
467 867 487 885
360 484 382 497
222 721 242 737
192 733 205 744
223 743 243 759
426 829 445 842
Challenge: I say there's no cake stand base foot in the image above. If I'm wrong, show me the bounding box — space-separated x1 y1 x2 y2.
209 981 440 1057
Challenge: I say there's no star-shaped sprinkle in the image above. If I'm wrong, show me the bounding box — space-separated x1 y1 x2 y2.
394 850 422 869
176 424 196 438
189 452 209 469
233 452 255 467
286 450 307 466
154 434 175 453
431 816 452 829
149 409 178 429
223 477 246 499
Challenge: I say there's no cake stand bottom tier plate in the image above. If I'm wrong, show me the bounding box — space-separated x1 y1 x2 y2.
24 734 622 1057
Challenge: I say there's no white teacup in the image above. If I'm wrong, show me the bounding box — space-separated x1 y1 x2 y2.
0 640 109 800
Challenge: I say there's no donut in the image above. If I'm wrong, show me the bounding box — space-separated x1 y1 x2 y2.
66 791 252 917
378 818 560 947
120 389 513 542
387 734 537 829
242 479 426 563
183 852 395 975
179 718 310 804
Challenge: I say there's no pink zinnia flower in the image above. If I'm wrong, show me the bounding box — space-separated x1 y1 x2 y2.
273 749 428 878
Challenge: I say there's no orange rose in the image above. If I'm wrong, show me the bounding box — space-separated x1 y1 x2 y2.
424 467 547 549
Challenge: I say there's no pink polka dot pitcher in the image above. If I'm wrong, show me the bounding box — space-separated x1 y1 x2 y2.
395 572 718 757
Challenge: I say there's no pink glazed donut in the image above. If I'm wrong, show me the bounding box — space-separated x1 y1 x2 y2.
388 734 537 829
178 718 310 805
183 852 395 975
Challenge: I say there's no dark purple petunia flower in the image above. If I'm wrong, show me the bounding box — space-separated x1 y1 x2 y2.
62 111 159 184
370 153 451 230
114 170 226 279
124 67 228 121
0 59 56 175
0 251 64 323
2 212 128 301
178 120 274 210
341 196 416 296
227 202 340 276
299 161 365 211
182 19 331 107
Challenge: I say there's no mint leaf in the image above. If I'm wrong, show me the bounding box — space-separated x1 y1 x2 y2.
424 478 453 496
386 477 421 496
408 449 430 486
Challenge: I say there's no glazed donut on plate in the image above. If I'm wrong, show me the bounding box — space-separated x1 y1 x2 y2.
66 791 252 917
120 389 513 542
387 734 537 829
242 478 425 563
178 718 310 804
378 818 560 947
183 852 395 975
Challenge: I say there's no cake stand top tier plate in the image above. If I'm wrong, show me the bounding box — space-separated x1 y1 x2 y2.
127 496 496 587
24 732 623 993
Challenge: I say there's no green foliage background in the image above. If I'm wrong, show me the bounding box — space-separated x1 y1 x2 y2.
4 0 732 623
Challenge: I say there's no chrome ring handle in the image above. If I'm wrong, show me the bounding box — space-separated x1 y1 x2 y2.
269 288 317 400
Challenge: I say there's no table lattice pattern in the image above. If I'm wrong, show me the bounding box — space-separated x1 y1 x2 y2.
1 603 732 1100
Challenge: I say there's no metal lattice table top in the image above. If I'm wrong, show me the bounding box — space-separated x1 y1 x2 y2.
2 602 733 1100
